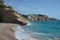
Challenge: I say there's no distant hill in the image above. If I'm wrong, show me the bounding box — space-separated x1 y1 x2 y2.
22 14 56 21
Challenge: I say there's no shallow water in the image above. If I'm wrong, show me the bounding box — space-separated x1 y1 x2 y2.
13 20 60 40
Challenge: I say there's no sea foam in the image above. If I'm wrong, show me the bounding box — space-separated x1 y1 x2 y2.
12 20 60 40
12 25 31 40
26 21 31 26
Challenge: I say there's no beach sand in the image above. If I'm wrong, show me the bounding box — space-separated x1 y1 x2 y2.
22 37 39 40
0 23 18 40
22 38 60 40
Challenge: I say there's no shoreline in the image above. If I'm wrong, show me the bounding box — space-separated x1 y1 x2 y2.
0 23 60 40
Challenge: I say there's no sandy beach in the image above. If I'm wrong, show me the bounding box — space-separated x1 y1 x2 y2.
0 23 18 40
22 37 42 40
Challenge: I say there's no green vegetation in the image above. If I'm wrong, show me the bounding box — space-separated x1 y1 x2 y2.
0 4 6 8
0 4 12 9
7 6 12 9
37 14 44 16
0 0 5 8
0 13 2 15
22 14 28 18
0 0 12 9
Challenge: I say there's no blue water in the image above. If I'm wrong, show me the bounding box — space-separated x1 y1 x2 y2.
21 20 60 39
13 20 60 40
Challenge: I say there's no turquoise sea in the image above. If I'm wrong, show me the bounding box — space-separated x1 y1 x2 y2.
13 20 60 40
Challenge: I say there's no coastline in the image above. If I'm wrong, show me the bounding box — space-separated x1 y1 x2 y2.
0 22 60 40
0 23 39 40
12 24 39 40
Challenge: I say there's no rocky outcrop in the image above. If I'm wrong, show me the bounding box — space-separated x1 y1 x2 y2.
49 18 56 20
28 14 56 21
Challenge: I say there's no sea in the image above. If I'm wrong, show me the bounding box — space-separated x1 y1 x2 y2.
12 20 60 40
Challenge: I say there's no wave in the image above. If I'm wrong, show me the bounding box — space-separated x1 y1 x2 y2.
31 32 54 36
12 25 31 40
12 20 60 40
12 25 56 40
26 21 31 26
24 30 55 38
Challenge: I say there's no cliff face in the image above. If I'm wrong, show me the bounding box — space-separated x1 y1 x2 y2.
0 0 27 24
0 6 27 25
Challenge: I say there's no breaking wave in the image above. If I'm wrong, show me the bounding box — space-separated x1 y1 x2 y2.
12 20 60 40
12 25 31 40
12 25 55 40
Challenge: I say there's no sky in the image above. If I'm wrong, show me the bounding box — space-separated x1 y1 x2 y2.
3 0 60 19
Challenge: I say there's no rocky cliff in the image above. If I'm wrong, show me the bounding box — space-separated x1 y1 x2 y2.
0 5 27 25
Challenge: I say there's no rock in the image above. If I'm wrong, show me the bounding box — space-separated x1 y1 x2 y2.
49 18 56 20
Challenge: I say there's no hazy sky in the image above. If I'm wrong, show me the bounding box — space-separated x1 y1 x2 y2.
4 0 60 19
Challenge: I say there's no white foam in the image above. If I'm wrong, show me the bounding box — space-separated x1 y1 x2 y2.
30 32 55 36
12 25 55 40
26 21 31 26
12 25 31 40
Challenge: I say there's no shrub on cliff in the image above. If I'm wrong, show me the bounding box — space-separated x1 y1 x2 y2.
0 4 6 8
0 4 12 9
0 0 12 9
22 14 28 18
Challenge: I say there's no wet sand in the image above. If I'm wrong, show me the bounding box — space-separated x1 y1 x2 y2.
22 37 39 40
22 37 60 40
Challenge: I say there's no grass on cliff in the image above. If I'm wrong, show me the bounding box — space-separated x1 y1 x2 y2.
0 4 12 9
22 14 28 18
